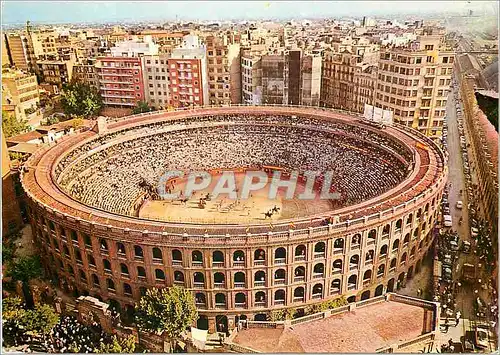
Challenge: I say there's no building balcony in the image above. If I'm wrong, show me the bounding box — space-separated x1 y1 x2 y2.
332 268 342 275
347 284 356 290
214 282 225 289
330 288 341 295
100 86 134 91
195 302 207 309
254 301 266 308
193 282 205 288
333 248 343 255
349 264 358 271
254 281 265 287
312 293 322 300
233 261 245 267
212 261 224 268
294 276 305 283
351 244 360 250
234 282 245 288
274 279 286 286
98 72 133 77
254 260 265 266
215 303 226 309
314 252 325 259
294 255 306 262
274 299 285 306
313 273 324 279
274 258 286 265
192 261 203 267
102 94 135 99
234 302 246 309
293 297 304 303
172 260 182 266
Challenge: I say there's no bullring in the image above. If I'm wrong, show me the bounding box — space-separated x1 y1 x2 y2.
21 105 447 332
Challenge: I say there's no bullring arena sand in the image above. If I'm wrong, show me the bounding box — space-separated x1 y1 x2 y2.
138 171 334 224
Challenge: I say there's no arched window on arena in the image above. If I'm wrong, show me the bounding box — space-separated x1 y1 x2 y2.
255 291 266 304
392 239 400 251
314 242 326 256
379 244 388 256
418 240 423 250
368 229 377 242
422 222 427 232
192 251 203 265
214 272 225 286
215 293 226 306
63 245 70 257
293 287 305 301
120 263 129 276
100 239 108 251
88 255 96 267
75 250 82 263
212 250 224 263
348 275 357 289
117 242 126 255
92 274 100 287
134 245 144 259
377 264 385 277
410 246 416 258
274 289 285 303
313 263 324 277
194 272 205 285
172 249 182 262
406 214 413 226
400 253 407 265
155 269 165 281
235 293 246 306
174 271 184 283
312 283 323 298
294 266 305 279
107 278 115 291
233 250 245 262
60 227 67 239
139 287 147 296
331 279 341 294
254 271 266 286
351 234 361 247
332 259 342 274
83 233 92 248
424 203 429 213
390 258 397 269
413 228 419 239
123 283 132 296
152 248 163 262
103 259 112 272
274 247 286 263
403 234 410 246
79 269 87 282
254 249 265 261
48 220 55 231
137 266 146 278
395 219 403 232
274 269 286 282
416 208 422 220
195 293 206 306
365 250 374 262
295 245 306 259
68 265 74 275
349 255 359 268
383 224 390 236
333 238 344 251
234 272 245 286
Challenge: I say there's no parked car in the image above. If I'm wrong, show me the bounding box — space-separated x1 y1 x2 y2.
471 227 479 238
461 241 471 254
456 200 463 209
444 215 452 227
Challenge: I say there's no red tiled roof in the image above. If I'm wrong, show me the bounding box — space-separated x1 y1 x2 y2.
233 301 427 353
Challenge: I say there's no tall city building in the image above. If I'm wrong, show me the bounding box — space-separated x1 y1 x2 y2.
37 53 77 93
300 53 323 106
167 35 209 108
2 69 42 125
72 58 100 90
5 34 30 71
143 54 170 109
241 47 264 105
374 31 454 139
205 34 241 105
320 39 379 112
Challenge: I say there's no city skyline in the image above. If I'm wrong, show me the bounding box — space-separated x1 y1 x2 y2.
1 0 497 25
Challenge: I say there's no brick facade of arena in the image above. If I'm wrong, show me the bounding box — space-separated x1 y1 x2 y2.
21 106 447 333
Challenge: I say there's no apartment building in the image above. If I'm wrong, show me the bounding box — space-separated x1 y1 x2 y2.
37 53 77 92
95 56 145 107
241 48 264 105
142 54 170 109
205 34 241 105
320 40 379 112
31 30 58 58
5 34 30 71
72 59 99 90
300 53 322 106
96 37 157 107
167 35 209 108
373 33 454 139
2 35 11 67
2 69 42 125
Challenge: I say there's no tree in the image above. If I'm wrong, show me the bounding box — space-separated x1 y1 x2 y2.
2 111 28 138
8 255 43 283
60 82 103 118
135 286 197 346
132 101 154 114
23 304 60 337
96 335 136 353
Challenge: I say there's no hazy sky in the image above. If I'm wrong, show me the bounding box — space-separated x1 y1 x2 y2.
2 1 497 24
